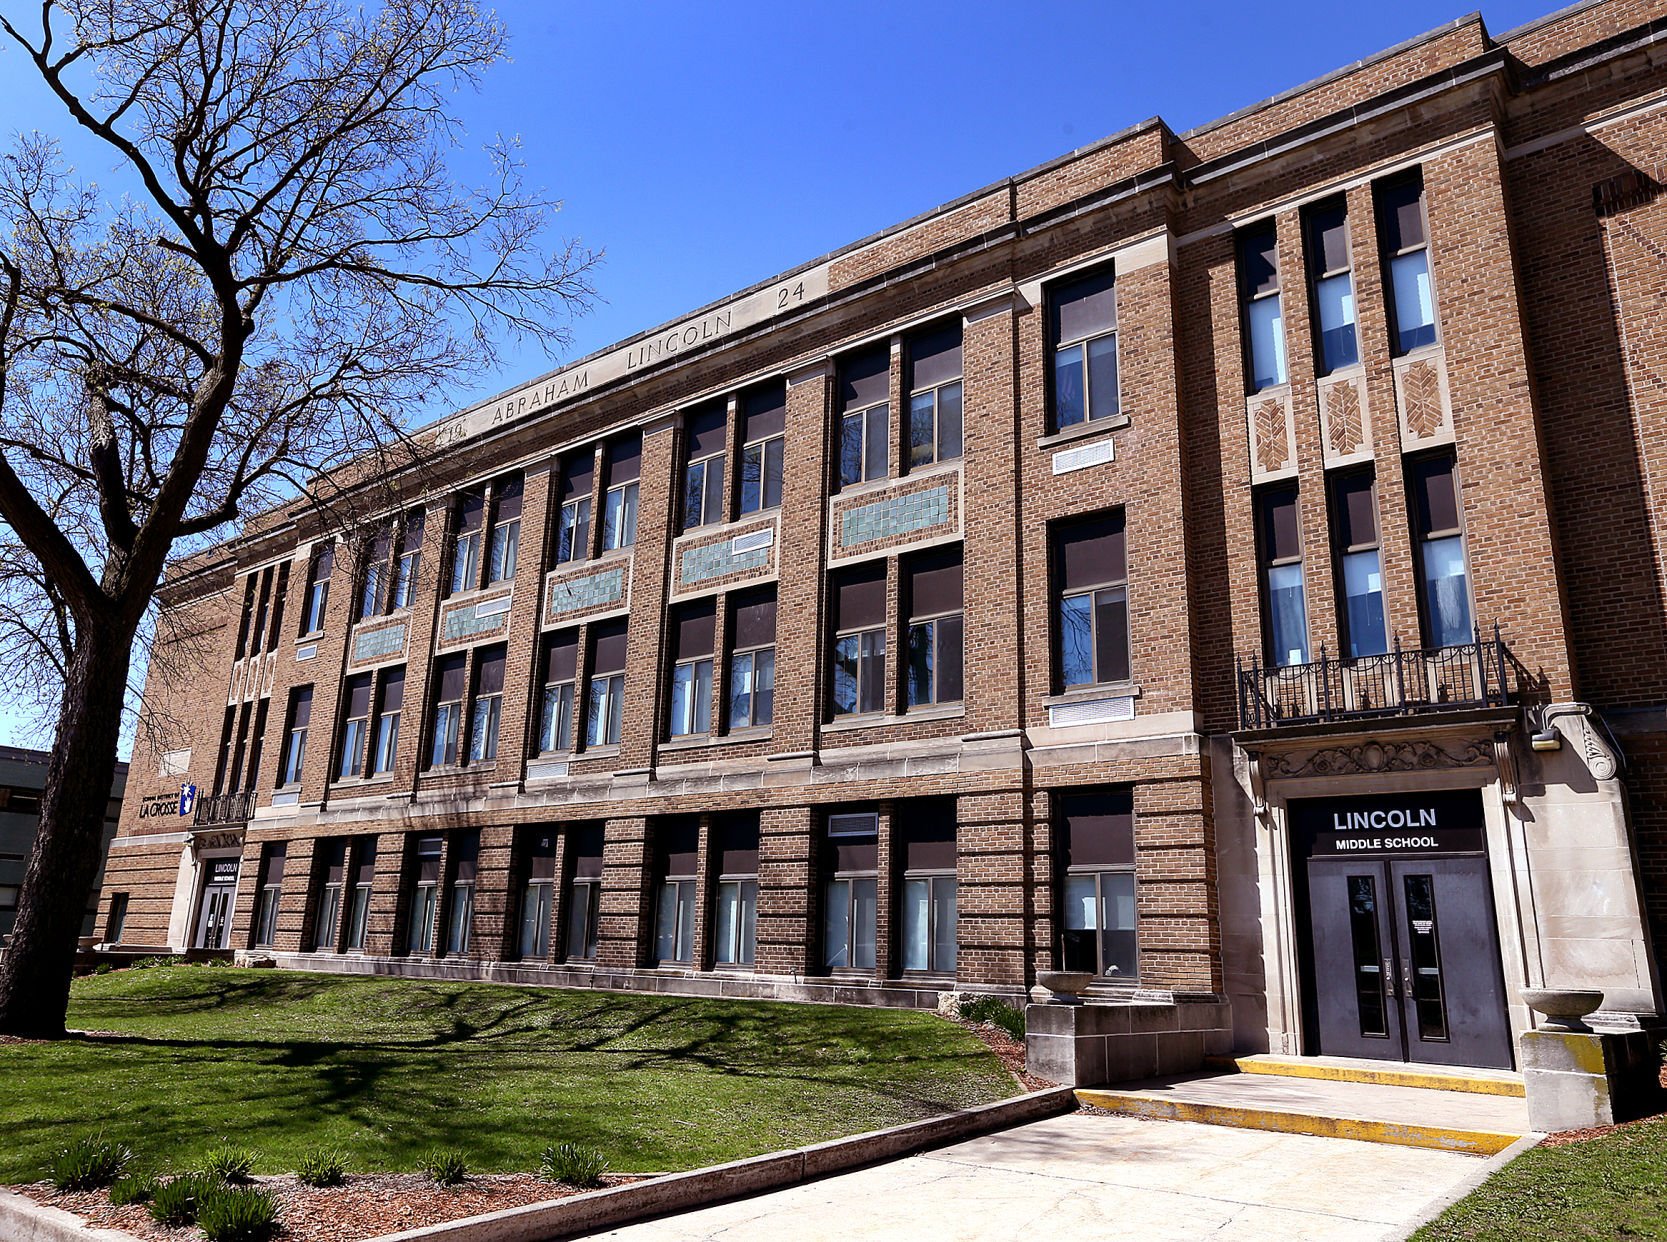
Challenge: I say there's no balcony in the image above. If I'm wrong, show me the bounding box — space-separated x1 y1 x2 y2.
193 790 256 827
1236 625 1512 732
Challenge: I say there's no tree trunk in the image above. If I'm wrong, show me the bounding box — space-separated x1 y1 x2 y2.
0 623 134 1036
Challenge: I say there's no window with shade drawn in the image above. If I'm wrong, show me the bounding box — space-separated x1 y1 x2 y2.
712 814 759 967
538 630 579 754
727 589 776 731
554 448 594 566
736 382 785 515
252 843 286 948
404 834 442 954
1375 170 1439 355
1303 198 1359 374
447 489 485 597
1257 486 1310 667
344 839 375 951
1058 789 1137 981
830 562 887 717
427 654 466 768
668 602 714 738
516 828 558 960
1237 221 1287 392
1407 453 1473 649
653 818 700 965
1329 471 1388 658
601 434 641 551
369 666 404 775
357 511 424 619
899 805 957 975
358 527 394 621
336 673 373 779
904 546 963 708
443 831 478 955
564 824 604 961
822 811 878 972
311 837 348 952
682 402 727 531
1049 267 1119 429
907 321 963 467
837 347 890 489
392 511 424 609
279 685 311 787
486 476 521 584
585 621 628 748
1052 512 1130 690
466 646 506 763
299 542 333 636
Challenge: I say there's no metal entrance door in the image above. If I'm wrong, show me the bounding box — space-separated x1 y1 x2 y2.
1307 856 1512 1069
193 857 241 949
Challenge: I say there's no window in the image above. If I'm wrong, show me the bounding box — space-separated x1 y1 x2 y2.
585 622 628 748
105 892 129 942
427 654 466 768
312 838 348 952
682 402 727 531
727 589 776 730
449 489 485 596
1408 454 1473 648
393 511 424 609
1257 487 1309 667
279 686 311 787
253 843 285 948
1058 790 1137 980
900 808 957 975
669 603 714 738
1304 199 1359 374
905 547 964 707
517 829 558 960
737 382 786 515
538 630 580 754
337 673 372 779
830 563 887 717
405 834 443 954
907 322 964 465
359 528 392 620
1238 222 1287 392
653 818 700 965
444 831 478 955
234 574 258 658
369 666 403 775
1053 513 1130 689
466 645 506 763
1050 268 1119 429
1376 171 1438 355
602 434 641 551
359 509 425 618
487 475 522 584
555 449 595 565
837 347 889 488
1330 471 1388 658
822 812 878 971
300 542 333 635
345 840 375 951
713 815 759 967
565 825 604 961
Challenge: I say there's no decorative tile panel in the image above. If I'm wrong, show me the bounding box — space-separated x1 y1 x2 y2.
828 469 961 563
1393 348 1454 448
438 590 513 648
1317 372 1372 468
1246 387 1297 483
673 519 778 599
544 561 630 624
350 621 406 666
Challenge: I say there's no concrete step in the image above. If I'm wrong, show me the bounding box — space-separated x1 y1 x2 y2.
1077 1070 1531 1155
1204 1052 1526 1098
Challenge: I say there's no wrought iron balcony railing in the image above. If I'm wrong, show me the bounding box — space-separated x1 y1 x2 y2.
193 790 256 827
1236 624 1511 731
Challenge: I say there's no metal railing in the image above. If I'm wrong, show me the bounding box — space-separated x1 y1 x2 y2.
1236 624 1511 731
193 790 256 827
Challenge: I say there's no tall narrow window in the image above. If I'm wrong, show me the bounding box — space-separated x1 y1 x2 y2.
359 528 392 620
1053 513 1130 690
1058 790 1137 981
449 490 485 596
405 834 442 954
444 831 477 955
300 543 333 635
392 511 424 610
823 812 878 971
564 825 604 961
905 547 963 707
1050 268 1119 429
1408 454 1473 648
344 840 375 952
105 892 129 943
669 603 715 738
899 807 957 974
1330 471 1387 658
713 814 759 967
1257 487 1309 667
1238 222 1287 392
555 449 595 565
370 666 403 775
253 843 285 948
727 589 776 731
539 630 580 754
653 818 700 965
467 645 506 763
682 403 727 531
280 686 311 787
337 674 372 780
487 475 522 584
517 829 557 960
585 622 628 748
838 347 890 489
1304 199 1359 373
908 322 964 466
737 383 786 515
830 563 887 717
312 838 347 952
1376 171 1438 355
427 654 466 768
602 435 641 551
235 574 258 658
251 565 273 653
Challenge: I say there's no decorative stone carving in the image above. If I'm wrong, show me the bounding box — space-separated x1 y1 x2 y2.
1318 373 1372 467
1577 715 1619 781
1253 398 1289 473
1262 737 1493 778
1326 381 1362 454
1393 349 1454 447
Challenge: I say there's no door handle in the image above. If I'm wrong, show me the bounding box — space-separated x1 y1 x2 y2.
1383 959 1396 998
1402 960 1414 997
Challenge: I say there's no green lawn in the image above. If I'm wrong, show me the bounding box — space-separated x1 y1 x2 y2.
1414 1118 1667 1241
1 966 1015 1182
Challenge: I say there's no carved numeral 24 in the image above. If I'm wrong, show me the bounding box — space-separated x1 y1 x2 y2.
777 281 805 310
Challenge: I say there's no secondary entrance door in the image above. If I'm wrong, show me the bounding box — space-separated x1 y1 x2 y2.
193 857 240 949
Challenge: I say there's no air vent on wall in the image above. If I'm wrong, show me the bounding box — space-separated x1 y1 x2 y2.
732 527 774 555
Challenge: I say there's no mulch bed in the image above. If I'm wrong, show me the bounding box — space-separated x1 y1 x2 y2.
18 1172 641 1241
950 1015 1057 1092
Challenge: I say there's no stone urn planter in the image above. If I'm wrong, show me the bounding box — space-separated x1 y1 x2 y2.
1036 970 1096 1003
1521 986 1604 1032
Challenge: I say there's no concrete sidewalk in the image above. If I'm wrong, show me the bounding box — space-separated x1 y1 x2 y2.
583 1111 1503 1241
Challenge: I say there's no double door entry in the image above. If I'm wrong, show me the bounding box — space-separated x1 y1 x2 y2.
193 857 241 950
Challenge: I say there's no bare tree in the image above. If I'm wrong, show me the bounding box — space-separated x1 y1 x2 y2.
0 0 595 1036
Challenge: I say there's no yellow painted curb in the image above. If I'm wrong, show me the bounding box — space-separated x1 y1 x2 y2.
1075 1089 1522 1155
1201 1055 1526 1098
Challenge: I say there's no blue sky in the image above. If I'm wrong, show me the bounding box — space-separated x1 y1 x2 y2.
0 0 1556 750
